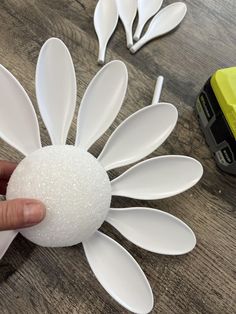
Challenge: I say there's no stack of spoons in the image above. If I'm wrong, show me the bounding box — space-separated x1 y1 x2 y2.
94 0 187 64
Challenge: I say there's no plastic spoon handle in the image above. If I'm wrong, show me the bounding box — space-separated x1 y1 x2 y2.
94 0 118 64
98 43 106 65
152 75 164 104
116 0 137 48
107 208 196 255
134 0 163 41
131 2 187 53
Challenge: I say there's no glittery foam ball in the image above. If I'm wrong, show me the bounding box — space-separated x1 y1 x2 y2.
6 145 111 247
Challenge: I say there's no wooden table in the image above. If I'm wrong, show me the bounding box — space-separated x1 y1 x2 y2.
0 1 235 313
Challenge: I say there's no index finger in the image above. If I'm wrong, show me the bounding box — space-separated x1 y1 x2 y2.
0 161 17 180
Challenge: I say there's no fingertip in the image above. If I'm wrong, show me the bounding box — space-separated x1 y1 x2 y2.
0 198 46 231
23 200 46 226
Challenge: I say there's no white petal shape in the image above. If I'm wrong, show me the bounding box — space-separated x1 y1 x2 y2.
116 0 137 48
111 155 203 199
94 0 119 64
107 208 196 255
76 61 128 150
0 65 41 155
134 0 163 41
36 38 77 145
83 231 153 313
98 103 178 171
0 231 17 259
131 3 187 53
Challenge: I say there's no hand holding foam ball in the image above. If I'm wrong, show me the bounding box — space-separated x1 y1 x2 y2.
7 146 111 247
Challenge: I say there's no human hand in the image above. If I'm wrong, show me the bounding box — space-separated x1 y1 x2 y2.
0 160 45 231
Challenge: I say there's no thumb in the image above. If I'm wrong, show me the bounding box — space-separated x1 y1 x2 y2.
0 199 46 231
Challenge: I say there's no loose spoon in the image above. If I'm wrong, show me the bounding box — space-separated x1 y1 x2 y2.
94 0 118 64
131 2 187 53
134 0 163 41
116 0 137 48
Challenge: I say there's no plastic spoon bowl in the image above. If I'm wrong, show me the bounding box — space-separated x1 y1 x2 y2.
97 75 173 170
83 231 153 313
36 38 77 145
116 0 137 48
134 0 163 41
94 0 118 64
76 61 128 150
106 207 196 255
131 2 187 53
98 103 178 170
111 155 203 200
0 65 41 156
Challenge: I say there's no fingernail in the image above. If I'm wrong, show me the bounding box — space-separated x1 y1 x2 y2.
23 202 46 226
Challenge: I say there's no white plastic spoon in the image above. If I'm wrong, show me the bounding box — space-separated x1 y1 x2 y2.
98 103 177 170
111 155 203 199
134 0 163 41
83 231 153 313
106 208 196 255
0 65 41 156
116 0 137 48
0 231 17 260
36 38 77 145
97 75 173 170
94 0 118 64
131 2 187 53
76 61 128 150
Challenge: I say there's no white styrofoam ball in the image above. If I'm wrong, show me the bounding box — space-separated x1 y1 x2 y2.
7 145 111 247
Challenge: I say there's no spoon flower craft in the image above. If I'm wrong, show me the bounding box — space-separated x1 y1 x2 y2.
0 38 203 314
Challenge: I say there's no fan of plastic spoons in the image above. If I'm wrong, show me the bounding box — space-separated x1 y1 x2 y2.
94 0 187 64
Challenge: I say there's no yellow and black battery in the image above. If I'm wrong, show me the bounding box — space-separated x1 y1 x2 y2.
196 67 236 175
